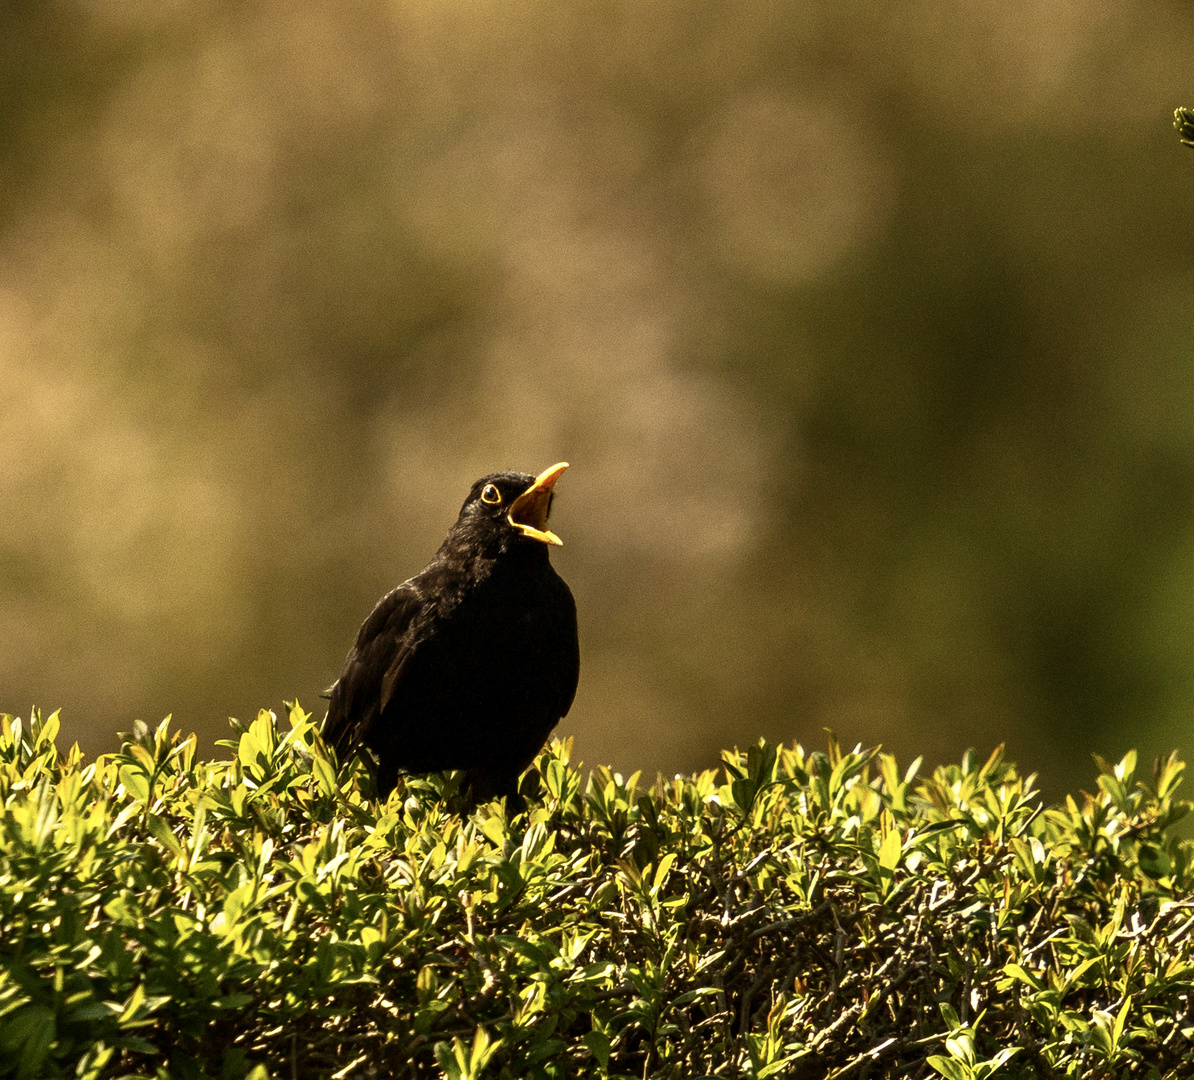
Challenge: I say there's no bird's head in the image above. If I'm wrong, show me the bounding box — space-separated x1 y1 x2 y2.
457 462 569 548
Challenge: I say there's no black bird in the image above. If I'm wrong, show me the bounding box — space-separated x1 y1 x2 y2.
322 463 579 803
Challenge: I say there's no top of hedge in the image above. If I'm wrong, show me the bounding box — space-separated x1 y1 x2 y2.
1 704 1193 1080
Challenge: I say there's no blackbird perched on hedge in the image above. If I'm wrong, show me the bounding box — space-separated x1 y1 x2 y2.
322 463 579 804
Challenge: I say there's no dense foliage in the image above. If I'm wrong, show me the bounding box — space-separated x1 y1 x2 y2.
1 706 1193 1079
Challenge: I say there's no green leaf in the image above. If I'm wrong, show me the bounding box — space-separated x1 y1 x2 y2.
1138 844 1171 879
311 753 337 797
128 743 156 773
119 764 151 802
147 815 184 858
927 1055 971 1080
878 827 902 872
652 851 677 893
35 710 60 749
938 1003 961 1029
583 1029 610 1071
0 1005 56 1079
481 814 507 846
1112 995 1132 1050
1002 963 1043 990
1177 106 1194 147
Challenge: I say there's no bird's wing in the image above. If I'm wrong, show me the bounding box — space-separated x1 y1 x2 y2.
322 583 423 761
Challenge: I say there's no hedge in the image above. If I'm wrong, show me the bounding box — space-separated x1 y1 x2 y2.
1 705 1192 1079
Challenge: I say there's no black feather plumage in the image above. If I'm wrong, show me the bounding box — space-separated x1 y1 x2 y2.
322 466 579 803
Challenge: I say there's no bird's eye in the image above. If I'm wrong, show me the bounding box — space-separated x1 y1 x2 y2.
480 484 502 505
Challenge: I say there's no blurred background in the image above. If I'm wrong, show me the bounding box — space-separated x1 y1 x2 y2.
2 0 1194 798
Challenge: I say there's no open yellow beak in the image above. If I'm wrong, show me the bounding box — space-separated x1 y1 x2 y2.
508 462 568 545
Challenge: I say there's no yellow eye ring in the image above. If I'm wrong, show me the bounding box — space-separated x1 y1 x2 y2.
480 484 502 505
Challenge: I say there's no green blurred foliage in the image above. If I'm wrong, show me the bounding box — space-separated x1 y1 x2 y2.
3 707 1193 1077
1 2 1194 794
